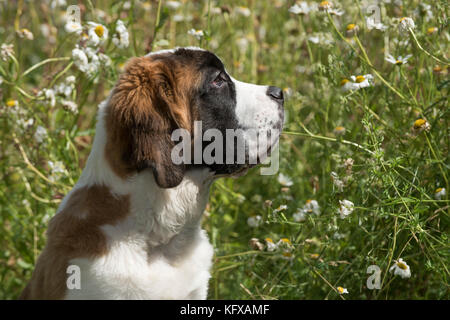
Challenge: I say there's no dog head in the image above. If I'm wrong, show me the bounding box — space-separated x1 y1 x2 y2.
105 47 284 188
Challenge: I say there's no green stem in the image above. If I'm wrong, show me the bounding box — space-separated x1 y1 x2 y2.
21 57 70 78
409 28 449 65
283 129 375 155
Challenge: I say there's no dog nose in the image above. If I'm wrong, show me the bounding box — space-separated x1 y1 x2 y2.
267 86 284 103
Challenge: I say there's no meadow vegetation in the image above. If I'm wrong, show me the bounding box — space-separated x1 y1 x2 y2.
0 0 448 299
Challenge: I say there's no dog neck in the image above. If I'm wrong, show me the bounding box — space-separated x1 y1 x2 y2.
68 100 214 247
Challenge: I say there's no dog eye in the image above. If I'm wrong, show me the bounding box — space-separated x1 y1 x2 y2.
211 72 226 88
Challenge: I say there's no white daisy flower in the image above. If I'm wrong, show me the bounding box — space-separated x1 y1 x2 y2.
273 204 288 213
277 238 294 251
341 74 374 91
112 20 129 49
318 1 333 11
60 78 75 94
293 208 307 222
345 24 359 36
265 238 278 251
48 160 65 182
385 54 413 66
366 17 387 31
98 53 112 67
398 17 415 35
249 238 264 251
65 75 76 84
34 125 48 143
281 251 295 260
187 29 204 40
413 118 430 132
72 45 89 73
288 2 317 15
389 258 411 279
350 74 373 89
50 0 66 9
333 126 346 136
337 286 349 294
17 28 34 40
165 1 181 10
55 82 72 99
308 36 320 44
338 200 354 219
236 37 249 53
48 160 65 175
65 21 83 35
329 8 344 16
333 232 345 240
331 171 344 192
304 199 320 216
426 27 438 35
17 118 34 130
6 99 18 108
235 6 251 17
434 188 446 200
307 32 334 45
1 43 14 61
247 215 262 228
87 22 108 47
38 88 56 107
278 173 293 187
61 100 78 114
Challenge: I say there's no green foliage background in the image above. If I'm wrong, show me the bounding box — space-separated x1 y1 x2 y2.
0 0 448 299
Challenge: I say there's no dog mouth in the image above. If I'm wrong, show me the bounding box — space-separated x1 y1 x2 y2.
212 135 280 178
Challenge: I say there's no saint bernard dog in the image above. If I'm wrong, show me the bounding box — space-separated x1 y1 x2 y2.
20 47 284 300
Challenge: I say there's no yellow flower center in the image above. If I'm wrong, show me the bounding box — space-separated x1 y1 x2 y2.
346 24 356 31
413 119 426 128
320 1 331 7
334 126 345 132
433 66 442 73
280 238 292 245
427 27 437 35
94 25 105 38
396 262 408 270
355 75 365 83
340 79 349 86
306 199 312 204
6 99 17 107
311 253 319 259
282 252 292 257
435 188 443 193
400 17 407 22
395 60 403 65
265 238 274 243
337 286 345 294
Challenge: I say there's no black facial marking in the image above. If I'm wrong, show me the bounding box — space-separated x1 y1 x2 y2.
171 48 275 175
175 49 245 174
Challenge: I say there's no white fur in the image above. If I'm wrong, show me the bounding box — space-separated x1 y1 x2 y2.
63 99 214 300
231 77 283 162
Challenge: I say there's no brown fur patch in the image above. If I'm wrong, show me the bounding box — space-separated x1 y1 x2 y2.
20 185 129 300
104 55 200 188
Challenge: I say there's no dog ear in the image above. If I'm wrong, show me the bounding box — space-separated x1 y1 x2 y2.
108 56 191 188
